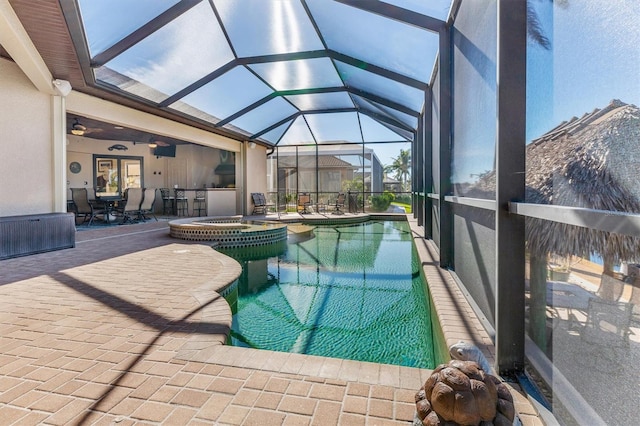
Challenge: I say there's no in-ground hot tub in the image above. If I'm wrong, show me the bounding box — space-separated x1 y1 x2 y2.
169 216 287 248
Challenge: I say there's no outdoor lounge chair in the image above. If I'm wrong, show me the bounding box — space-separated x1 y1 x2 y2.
251 193 273 214
70 188 105 226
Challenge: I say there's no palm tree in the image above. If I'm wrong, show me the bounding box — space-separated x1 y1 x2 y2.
527 0 569 50
385 149 411 192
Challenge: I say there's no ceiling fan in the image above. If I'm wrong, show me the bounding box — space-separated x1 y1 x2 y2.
147 138 171 148
70 118 86 136
69 118 102 136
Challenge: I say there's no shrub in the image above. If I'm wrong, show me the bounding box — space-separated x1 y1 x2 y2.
394 194 412 205
369 192 395 212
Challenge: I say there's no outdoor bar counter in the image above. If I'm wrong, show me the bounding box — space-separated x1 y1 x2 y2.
205 188 237 216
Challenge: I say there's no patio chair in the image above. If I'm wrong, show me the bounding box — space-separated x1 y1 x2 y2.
251 193 274 214
348 192 359 213
297 192 311 214
628 283 640 324
596 272 625 301
159 188 175 215
118 187 144 224
70 188 105 226
575 298 633 373
193 189 206 216
139 188 158 221
175 188 189 216
332 193 345 215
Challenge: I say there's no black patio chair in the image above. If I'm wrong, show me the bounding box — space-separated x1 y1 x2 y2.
332 193 345 215
174 188 189 216
193 189 206 216
251 193 274 214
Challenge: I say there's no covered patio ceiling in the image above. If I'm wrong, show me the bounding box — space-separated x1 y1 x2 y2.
53 0 450 147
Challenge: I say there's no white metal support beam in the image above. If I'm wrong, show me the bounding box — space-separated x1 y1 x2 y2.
51 95 67 212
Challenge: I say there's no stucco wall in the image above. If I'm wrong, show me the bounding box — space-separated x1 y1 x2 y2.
68 138 225 190
0 58 53 216
66 136 168 197
245 144 268 214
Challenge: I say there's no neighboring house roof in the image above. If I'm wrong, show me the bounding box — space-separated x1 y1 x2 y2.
277 155 357 169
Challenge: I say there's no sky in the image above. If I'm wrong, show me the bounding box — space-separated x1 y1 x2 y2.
452 0 640 183
527 0 640 141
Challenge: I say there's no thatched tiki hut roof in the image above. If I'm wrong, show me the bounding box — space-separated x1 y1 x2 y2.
525 99 640 264
467 100 640 350
468 99 640 264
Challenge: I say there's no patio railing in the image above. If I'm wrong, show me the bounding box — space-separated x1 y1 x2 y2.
266 191 412 214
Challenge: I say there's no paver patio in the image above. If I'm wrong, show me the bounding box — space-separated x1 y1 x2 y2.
0 217 540 425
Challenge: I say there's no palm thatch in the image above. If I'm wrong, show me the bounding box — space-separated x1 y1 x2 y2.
527 99 640 263
469 99 640 263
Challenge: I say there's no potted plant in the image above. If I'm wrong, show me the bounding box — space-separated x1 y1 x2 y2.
548 255 571 281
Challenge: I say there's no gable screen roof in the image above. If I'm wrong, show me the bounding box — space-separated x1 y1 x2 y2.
62 0 451 146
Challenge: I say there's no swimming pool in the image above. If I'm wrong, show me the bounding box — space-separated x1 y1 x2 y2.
219 220 437 369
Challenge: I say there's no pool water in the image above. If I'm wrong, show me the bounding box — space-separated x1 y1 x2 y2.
219 220 436 369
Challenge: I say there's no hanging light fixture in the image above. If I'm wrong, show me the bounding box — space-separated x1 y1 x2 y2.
148 142 158 148
70 118 86 136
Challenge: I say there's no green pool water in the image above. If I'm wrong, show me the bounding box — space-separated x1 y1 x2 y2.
219 220 436 369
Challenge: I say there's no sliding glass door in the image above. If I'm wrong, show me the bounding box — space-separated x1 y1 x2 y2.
93 155 143 198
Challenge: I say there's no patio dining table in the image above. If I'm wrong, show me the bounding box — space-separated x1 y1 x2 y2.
547 280 595 328
96 195 122 225
547 281 595 311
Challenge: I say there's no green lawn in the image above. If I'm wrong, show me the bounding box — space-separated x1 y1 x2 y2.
391 202 412 214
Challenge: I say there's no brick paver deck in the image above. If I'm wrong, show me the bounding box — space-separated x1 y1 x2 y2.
0 217 541 425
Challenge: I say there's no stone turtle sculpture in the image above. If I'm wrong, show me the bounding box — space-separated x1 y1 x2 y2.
413 343 516 426
448 341 494 376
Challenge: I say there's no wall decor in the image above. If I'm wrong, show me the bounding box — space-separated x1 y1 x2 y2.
69 161 81 174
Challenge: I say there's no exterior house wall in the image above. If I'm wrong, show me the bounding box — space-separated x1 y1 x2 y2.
0 58 54 216
0 58 244 218
244 144 268 214
66 136 167 197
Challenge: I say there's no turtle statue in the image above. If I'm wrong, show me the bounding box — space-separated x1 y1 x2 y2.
448 341 494 376
413 343 516 426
